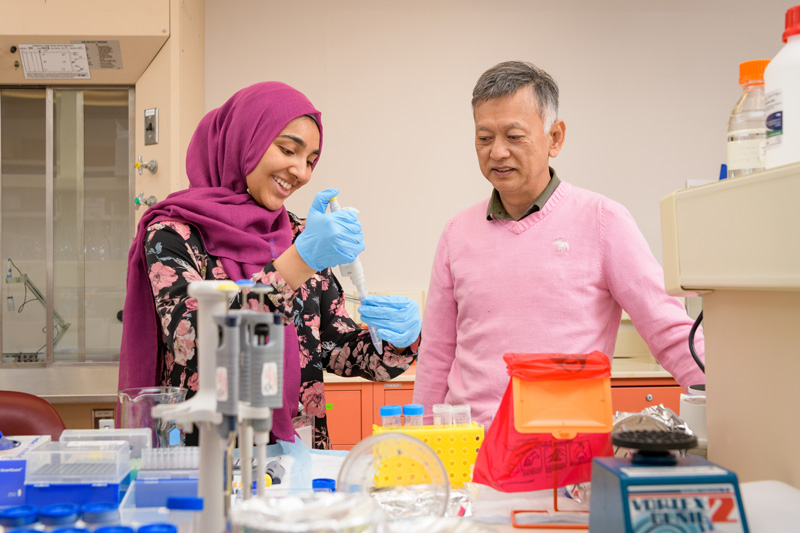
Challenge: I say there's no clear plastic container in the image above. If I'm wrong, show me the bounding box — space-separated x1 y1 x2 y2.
451 405 472 426
166 496 203 533
432 404 453 427
60 428 153 460
230 492 381 532
727 59 770 178
24 441 131 508
337 432 449 528
401 404 424 427
140 447 199 471
766 5 800 169
379 405 402 428
25 441 131 486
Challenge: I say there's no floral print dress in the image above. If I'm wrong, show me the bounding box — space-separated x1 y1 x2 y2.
144 213 418 449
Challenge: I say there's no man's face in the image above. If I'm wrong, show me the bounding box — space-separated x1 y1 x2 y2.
474 88 563 218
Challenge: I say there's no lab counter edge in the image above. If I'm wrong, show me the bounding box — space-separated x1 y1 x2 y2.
0 356 670 403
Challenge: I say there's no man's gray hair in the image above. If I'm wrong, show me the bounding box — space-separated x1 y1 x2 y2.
472 61 559 133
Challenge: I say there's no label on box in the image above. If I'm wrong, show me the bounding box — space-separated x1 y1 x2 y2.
0 435 50 506
0 460 26 504
627 483 746 532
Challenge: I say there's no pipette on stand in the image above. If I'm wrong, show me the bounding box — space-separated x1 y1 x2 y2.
328 197 383 354
235 279 255 500
244 284 282 497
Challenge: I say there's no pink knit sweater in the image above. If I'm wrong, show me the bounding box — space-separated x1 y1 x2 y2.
413 182 705 428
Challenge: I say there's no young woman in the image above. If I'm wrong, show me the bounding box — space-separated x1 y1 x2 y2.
119 82 420 449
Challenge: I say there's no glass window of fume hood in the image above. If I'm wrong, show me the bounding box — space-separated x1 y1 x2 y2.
1 88 133 365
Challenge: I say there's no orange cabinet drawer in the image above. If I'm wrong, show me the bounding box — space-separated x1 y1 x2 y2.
611 385 682 414
324 382 373 449
326 390 363 445
384 389 414 408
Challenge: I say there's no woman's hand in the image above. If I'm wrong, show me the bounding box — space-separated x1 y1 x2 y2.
358 295 422 349
295 189 365 272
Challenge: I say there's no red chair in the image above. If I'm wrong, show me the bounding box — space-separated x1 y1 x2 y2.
0 390 66 441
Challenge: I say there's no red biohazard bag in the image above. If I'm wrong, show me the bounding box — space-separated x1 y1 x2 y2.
472 352 614 493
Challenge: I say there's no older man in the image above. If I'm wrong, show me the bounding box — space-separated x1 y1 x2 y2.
413 61 705 428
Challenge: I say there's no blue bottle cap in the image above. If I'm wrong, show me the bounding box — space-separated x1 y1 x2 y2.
95 527 136 533
166 496 204 511
402 404 424 416
39 503 80 525
81 502 119 524
236 279 255 287
312 478 337 492
51 528 90 533
380 404 401 416
137 524 178 533
0 505 38 527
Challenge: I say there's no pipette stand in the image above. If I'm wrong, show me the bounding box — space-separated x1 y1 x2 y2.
152 280 237 533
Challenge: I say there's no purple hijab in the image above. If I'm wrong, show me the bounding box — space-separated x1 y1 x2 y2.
119 82 322 441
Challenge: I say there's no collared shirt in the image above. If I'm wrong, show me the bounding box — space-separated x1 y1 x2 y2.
486 167 562 221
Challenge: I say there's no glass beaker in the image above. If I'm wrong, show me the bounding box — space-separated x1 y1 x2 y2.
117 386 187 448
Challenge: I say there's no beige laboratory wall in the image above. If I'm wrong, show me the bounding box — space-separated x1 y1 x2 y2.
0 0 205 412
205 0 792 294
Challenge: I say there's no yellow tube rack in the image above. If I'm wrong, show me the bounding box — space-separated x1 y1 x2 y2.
372 422 484 488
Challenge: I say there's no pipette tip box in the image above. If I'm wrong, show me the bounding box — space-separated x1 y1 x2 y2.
23 440 131 506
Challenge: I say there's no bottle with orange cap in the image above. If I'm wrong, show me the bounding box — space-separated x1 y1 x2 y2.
726 59 770 179
765 4 800 169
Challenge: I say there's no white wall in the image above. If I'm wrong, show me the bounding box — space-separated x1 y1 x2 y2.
205 0 791 293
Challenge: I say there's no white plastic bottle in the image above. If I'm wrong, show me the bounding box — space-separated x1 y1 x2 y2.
727 60 770 178
765 5 800 169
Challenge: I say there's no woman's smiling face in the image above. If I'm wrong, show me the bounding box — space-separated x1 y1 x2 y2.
246 116 320 211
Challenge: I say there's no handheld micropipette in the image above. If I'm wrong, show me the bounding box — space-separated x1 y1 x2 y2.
328 196 383 354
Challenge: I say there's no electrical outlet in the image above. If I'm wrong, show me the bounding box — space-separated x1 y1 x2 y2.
144 108 158 145
92 408 115 429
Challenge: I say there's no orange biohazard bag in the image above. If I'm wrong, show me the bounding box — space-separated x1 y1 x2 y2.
472 352 614 493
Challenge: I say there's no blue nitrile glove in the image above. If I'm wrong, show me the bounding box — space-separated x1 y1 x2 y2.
358 295 422 348
295 189 366 272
